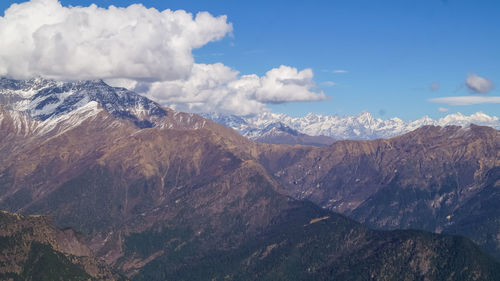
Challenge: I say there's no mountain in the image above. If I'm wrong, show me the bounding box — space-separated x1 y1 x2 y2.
201 113 335 146
1 77 499 280
260 124 500 259
0 77 167 129
0 210 123 281
203 110 500 140
252 122 335 146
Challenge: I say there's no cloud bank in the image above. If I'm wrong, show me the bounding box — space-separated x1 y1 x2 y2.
0 0 325 115
429 96 500 106
465 73 494 94
135 64 326 115
0 0 232 81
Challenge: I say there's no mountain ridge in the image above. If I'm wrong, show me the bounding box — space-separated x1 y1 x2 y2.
203 110 500 141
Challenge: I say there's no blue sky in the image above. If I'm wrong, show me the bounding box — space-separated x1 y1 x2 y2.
1 0 499 120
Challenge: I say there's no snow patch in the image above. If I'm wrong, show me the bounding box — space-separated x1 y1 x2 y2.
36 101 102 135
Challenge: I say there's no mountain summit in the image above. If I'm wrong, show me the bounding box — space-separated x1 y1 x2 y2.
0 77 166 128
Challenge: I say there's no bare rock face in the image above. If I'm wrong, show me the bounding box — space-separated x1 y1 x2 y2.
1 78 500 280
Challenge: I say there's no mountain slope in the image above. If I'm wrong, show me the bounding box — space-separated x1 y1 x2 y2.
0 211 123 281
131 198 500 281
443 167 500 256
1 78 500 280
260 124 500 259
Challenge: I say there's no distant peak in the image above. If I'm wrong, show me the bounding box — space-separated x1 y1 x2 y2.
357 110 372 117
203 110 499 140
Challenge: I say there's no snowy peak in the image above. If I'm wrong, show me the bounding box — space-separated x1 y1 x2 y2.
253 121 335 146
355 111 376 124
0 77 167 129
0 77 61 99
2 78 499 141
203 111 500 140
260 122 300 137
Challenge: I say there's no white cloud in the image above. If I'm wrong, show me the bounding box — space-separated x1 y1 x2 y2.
333 70 348 73
1 0 326 115
465 73 494 94
322 81 336 86
136 64 326 115
438 107 449 112
429 96 500 106
0 0 232 81
254 65 326 103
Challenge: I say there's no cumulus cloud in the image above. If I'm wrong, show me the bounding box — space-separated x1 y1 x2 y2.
254 66 325 103
136 64 326 115
465 73 494 94
429 96 500 106
0 0 326 115
0 0 232 81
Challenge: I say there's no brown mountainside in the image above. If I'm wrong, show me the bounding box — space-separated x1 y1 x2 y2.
1 80 500 280
261 124 500 258
0 210 123 280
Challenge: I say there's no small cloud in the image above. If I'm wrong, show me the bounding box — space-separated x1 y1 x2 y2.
465 73 494 94
430 82 440 91
438 107 449 112
333 70 348 74
322 81 336 86
429 96 500 106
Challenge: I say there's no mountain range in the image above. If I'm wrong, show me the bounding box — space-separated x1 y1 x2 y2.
202 110 500 142
1 77 500 280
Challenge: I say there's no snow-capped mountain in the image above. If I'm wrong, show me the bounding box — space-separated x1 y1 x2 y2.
0 78 237 141
251 122 335 146
0 77 167 129
203 110 500 140
2 77 498 142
